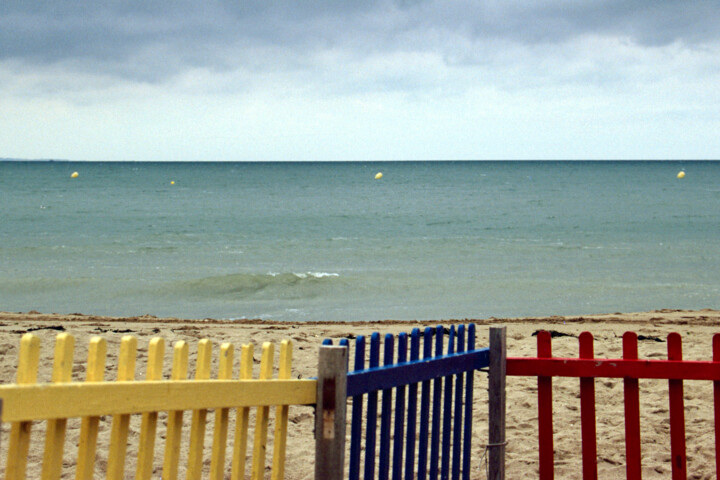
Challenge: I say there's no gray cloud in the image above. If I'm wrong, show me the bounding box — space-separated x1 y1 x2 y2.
2 0 718 85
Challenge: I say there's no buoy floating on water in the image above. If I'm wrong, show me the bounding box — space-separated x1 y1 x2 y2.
677 171 685 179
171 180 175 185
70 171 79 178
374 172 383 180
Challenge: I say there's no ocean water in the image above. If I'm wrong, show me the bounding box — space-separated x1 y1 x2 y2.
1 160 718 321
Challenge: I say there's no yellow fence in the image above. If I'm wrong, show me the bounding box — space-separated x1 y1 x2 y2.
0 333 317 480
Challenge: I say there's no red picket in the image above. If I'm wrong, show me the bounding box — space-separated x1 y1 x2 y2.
537 331 554 480
667 333 687 480
579 332 597 480
714 334 720 479
622 332 642 479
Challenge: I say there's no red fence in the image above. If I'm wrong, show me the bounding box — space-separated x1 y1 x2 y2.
506 331 720 480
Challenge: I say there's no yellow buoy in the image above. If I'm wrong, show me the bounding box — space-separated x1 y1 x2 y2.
70 171 79 178
171 180 175 185
374 172 383 180
677 171 685 179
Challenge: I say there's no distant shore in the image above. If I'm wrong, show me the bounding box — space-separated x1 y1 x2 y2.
1 308 718 479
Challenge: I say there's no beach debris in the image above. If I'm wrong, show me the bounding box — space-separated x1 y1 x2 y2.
677 171 685 179
637 334 664 342
374 172 383 179
70 171 79 178
531 330 576 338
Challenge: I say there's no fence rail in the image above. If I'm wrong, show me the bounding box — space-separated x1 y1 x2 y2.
506 330 720 480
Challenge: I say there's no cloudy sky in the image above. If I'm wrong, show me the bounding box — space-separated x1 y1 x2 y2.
1 1 719 161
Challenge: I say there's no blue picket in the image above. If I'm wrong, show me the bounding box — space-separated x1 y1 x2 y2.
441 326 456 480
462 325 476 480
452 325 466 479
391 332 408 480
429 326 444 480
405 328 421 480
349 335 366 480
378 334 395 480
417 327 434 480
364 332 381 480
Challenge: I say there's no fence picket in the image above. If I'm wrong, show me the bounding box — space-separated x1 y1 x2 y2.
107 336 137 480
452 325 466 480
251 342 275 480
379 334 394 480
76 337 108 480
187 339 213 480
363 333 381 480
622 332 642 479
417 327 434 480
404 328 421 480
350 335 366 480
231 343 254 480
271 340 293 480
714 335 720 479
441 326 456 480
579 332 598 480
462 324 476 480
429 326 444 480
42 333 75 480
392 332 408 480
163 340 189 480
537 330 554 480
135 337 164 480
667 333 687 480
210 342 234 480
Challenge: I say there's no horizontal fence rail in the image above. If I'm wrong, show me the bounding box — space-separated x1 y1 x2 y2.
506 330 720 480
324 324 490 480
0 332 316 480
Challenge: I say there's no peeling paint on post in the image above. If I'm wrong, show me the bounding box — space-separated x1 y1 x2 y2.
315 346 347 480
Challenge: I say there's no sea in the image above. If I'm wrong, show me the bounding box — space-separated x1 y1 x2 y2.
1 160 718 322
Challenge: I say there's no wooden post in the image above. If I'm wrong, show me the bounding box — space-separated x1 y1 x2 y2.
315 346 348 480
488 326 507 480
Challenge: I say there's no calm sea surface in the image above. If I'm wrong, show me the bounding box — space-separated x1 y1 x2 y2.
1 161 718 321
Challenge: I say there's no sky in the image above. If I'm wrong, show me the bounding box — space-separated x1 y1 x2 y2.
1 1 719 161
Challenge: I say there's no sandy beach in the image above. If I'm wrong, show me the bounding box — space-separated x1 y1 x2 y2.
1 309 719 479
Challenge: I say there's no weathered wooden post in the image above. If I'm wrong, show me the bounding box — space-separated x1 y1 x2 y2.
489 326 507 480
315 345 348 480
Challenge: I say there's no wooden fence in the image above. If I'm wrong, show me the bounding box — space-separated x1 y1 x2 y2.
0 332 316 480
319 324 497 480
506 330 720 480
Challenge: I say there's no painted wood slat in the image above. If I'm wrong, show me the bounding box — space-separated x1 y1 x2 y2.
271 340 293 480
76 336 108 480
579 332 598 480
251 342 275 480
231 343 255 480
135 337 165 480
349 335 366 480
440 327 456 480
667 333 687 480
451 325 466 480
417 327 434 480
622 332 642 479
41 333 75 480
210 343 234 480
186 339 213 480
487 326 507 480
107 336 138 480
428 326 444 480
391 332 408 480
6 334 41 480
404 328 421 480
462 324 476 480
364 332 381 480
378 334 394 480
537 331 554 480
714 335 720 479
163 340 189 480
345 349 490 397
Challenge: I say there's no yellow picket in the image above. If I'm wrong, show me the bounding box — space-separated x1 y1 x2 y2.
136 337 165 480
210 342 234 480
231 343 255 480
272 340 293 480
41 332 75 480
163 340 189 480
75 336 107 480
5 333 41 480
252 342 275 480
186 339 212 480
107 335 138 480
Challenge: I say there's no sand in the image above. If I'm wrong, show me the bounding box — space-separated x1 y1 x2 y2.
1 308 719 479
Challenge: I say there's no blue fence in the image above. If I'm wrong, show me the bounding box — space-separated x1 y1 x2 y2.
324 324 488 480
